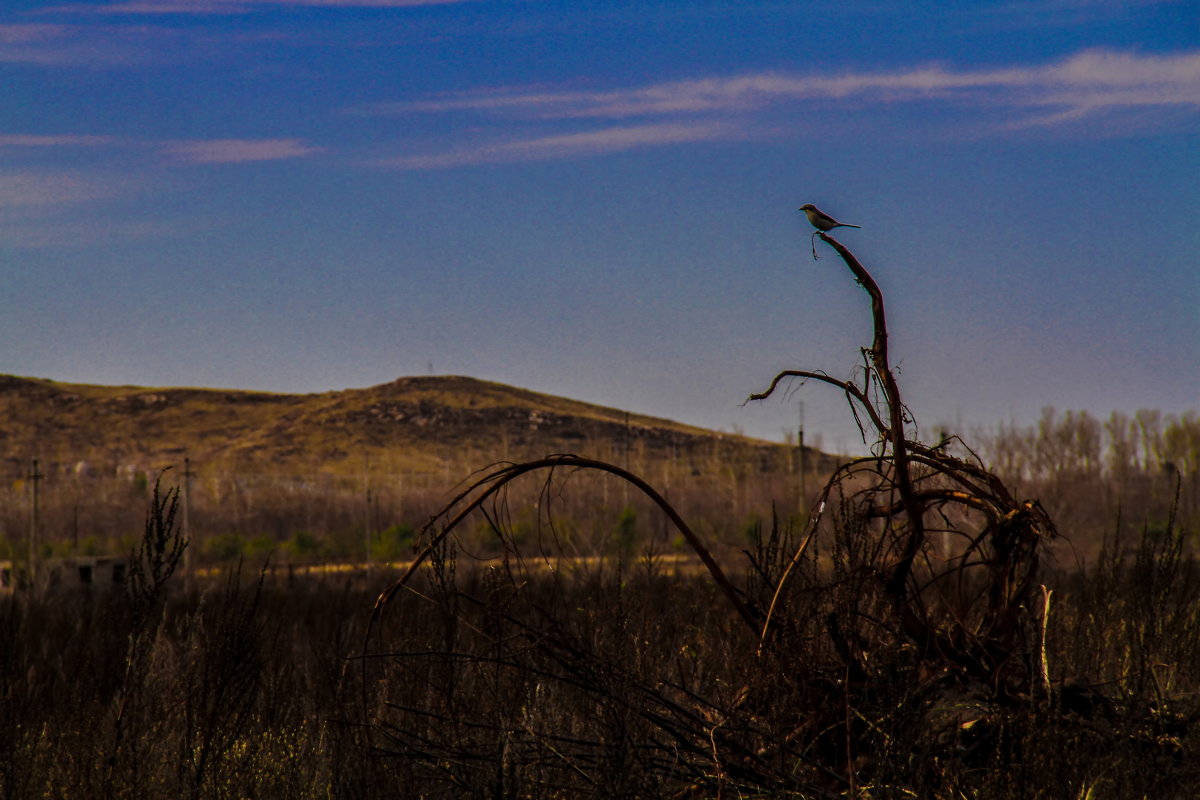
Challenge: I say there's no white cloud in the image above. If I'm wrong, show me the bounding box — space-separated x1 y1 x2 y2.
81 1 249 12
0 24 79 64
160 138 323 163
0 20 181 66
0 172 122 207
0 132 325 166
0 217 193 248
377 122 739 169
387 49 1200 121
0 134 116 147
51 0 471 12
1031 49 1200 107
272 0 470 5
366 48 1199 169
0 24 71 44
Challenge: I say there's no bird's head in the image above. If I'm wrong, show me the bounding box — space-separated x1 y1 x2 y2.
799 204 816 212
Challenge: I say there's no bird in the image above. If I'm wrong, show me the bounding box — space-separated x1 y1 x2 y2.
799 204 860 232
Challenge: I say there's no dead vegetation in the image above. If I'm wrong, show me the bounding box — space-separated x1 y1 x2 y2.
353 230 1197 797
1 233 1196 799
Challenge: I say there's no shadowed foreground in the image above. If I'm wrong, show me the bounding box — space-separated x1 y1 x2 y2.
1 518 1196 799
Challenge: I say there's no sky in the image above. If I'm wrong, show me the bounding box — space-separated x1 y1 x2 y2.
2 0 1197 455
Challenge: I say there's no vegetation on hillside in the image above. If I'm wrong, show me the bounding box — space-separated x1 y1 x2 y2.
1 372 836 566
0 373 808 478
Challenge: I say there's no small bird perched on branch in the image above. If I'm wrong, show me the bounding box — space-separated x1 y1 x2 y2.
799 204 860 232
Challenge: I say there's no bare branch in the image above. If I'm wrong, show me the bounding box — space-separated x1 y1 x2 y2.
817 231 927 601
369 455 761 639
746 369 889 439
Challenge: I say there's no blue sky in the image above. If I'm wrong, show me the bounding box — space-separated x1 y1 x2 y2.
2 0 1197 453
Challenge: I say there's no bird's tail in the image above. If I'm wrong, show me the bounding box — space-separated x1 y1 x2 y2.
840 223 862 229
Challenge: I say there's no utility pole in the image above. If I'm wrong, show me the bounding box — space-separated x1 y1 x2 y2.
182 456 194 575
27 459 44 584
797 403 807 517
623 412 631 506
623 411 631 469
937 430 951 559
363 452 372 567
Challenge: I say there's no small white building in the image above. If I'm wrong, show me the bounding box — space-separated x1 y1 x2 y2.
0 556 128 593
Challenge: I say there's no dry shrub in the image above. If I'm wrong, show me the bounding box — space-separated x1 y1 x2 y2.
355 231 1196 798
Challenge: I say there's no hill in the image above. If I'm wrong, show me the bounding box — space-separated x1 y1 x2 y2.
0 374 831 481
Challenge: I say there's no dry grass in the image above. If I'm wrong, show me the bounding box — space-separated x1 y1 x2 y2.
1 513 1195 799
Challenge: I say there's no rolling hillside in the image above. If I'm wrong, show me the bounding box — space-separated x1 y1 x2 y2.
0 374 831 481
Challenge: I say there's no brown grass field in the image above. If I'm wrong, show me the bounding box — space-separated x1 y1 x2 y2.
0 404 1194 799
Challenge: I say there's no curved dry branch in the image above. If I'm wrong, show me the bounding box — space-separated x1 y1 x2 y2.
865 489 1003 525
904 454 996 501
368 454 761 640
747 369 889 439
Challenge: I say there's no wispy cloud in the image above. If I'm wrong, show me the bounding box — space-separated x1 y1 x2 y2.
160 138 323 163
0 132 324 163
0 216 195 248
0 20 184 66
366 48 1200 168
0 172 123 207
69 1 248 12
0 134 116 147
377 122 739 169
0 24 71 44
1030 49 1200 107
264 0 471 6
0 23 80 64
387 49 1200 121
47 0 471 13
